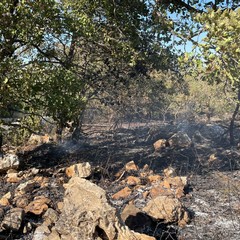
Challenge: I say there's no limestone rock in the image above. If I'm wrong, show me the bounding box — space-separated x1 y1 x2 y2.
1 208 24 231
143 196 183 222
169 131 192 148
65 162 91 178
0 154 19 172
55 177 118 240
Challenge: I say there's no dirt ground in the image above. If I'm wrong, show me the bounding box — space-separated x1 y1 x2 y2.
1 119 240 239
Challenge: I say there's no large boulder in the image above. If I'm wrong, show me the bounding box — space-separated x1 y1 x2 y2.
55 176 155 240
55 177 118 240
169 131 192 148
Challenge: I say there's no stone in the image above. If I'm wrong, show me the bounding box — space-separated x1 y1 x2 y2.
169 131 192 148
147 175 162 183
163 167 177 178
126 176 141 186
65 162 91 178
6 172 21 183
28 134 50 145
150 185 173 198
43 208 59 226
112 187 132 200
32 225 51 240
1 208 24 231
15 196 29 208
153 139 168 151
143 196 183 222
15 180 38 195
57 202 64 211
0 154 19 172
0 197 10 206
25 196 50 215
125 161 138 172
116 223 156 240
121 202 141 223
47 229 61 240
55 177 118 240
178 210 190 227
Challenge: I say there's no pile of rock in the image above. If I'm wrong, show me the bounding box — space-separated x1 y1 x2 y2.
0 151 190 239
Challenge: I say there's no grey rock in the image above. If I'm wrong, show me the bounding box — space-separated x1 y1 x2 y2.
0 154 19 172
1 208 24 231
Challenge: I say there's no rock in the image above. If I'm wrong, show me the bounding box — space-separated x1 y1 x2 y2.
65 162 91 178
28 134 50 145
15 196 29 208
169 131 192 148
0 154 19 172
121 202 141 223
55 177 118 240
126 176 141 186
150 184 173 198
0 197 10 206
143 196 183 222
116 223 156 240
6 172 21 183
25 196 50 215
47 229 61 240
121 202 153 233
32 225 51 240
200 124 224 139
163 167 177 178
43 208 59 226
15 180 38 196
125 161 138 172
153 139 168 151
112 186 132 200
147 175 162 183
1 208 24 231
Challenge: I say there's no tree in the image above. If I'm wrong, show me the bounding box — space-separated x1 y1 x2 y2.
181 8 240 144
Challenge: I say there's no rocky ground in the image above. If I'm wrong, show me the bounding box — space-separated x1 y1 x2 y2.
0 120 239 239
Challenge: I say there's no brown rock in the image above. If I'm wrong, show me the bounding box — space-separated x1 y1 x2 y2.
57 202 64 211
0 197 10 206
153 139 167 151
7 172 21 183
126 176 141 186
150 185 173 198
25 196 50 215
147 175 162 183
125 161 138 172
65 162 92 178
178 210 190 227
55 177 118 240
121 202 141 222
112 187 132 200
143 196 183 222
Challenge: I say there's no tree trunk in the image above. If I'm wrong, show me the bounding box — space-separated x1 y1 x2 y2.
229 88 240 145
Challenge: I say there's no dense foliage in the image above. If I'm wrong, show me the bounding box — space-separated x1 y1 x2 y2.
0 0 240 144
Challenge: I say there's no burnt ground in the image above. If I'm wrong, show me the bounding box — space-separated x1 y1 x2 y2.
1 120 240 239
